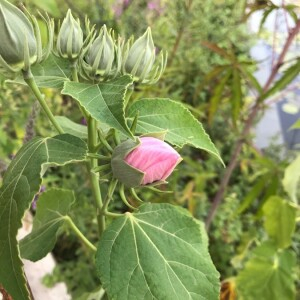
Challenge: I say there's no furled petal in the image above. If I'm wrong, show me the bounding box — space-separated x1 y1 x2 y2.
125 137 182 185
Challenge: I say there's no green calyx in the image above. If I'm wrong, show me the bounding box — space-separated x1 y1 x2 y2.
111 131 168 188
0 0 53 76
111 138 145 188
56 9 83 60
123 27 167 84
80 25 117 81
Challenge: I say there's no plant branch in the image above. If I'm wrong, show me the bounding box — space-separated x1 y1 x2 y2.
88 116 105 235
65 216 97 252
205 18 300 230
22 69 64 134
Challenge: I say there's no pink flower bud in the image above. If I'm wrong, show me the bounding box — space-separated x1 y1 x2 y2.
125 137 182 185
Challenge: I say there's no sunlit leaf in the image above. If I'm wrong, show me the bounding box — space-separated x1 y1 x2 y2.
96 203 220 300
289 119 300 130
237 241 296 300
282 155 300 203
263 196 297 248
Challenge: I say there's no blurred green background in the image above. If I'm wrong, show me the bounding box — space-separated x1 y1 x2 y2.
1 0 299 299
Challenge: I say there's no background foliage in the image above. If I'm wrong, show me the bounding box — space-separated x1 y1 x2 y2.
1 0 299 299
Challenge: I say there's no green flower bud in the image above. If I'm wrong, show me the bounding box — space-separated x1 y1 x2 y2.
0 0 53 76
0 0 36 69
56 9 83 60
123 27 167 84
80 25 116 80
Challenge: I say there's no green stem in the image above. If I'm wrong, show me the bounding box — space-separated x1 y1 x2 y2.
65 216 97 252
22 69 64 134
97 129 113 153
104 211 123 218
120 184 136 210
101 179 118 215
71 61 79 82
88 116 105 235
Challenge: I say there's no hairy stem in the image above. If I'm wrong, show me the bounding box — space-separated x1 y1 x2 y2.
71 60 79 82
22 69 64 134
205 19 300 230
65 216 97 252
88 116 105 235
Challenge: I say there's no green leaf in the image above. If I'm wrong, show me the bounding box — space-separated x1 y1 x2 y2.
259 7 276 31
0 134 87 300
263 196 297 248
239 65 262 93
20 188 75 261
290 119 300 130
236 241 296 300
208 69 231 123
55 116 88 139
96 203 220 300
231 69 242 125
8 54 72 88
285 5 299 23
260 59 300 101
283 155 300 203
62 76 133 138
128 98 223 164
236 179 265 214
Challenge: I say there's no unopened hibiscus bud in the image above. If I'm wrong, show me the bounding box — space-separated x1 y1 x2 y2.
123 27 167 84
0 0 53 76
56 9 83 60
111 137 182 187
81 25 115 80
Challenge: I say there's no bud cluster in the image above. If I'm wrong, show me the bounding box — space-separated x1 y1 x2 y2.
76 23 167 83
0 1 167 84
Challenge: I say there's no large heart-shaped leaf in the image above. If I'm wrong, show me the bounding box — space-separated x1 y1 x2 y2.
236 241 296 300
20 188 75 261
62 76 133 138
96 203 220 300
0 134 87 300
128 98 223 164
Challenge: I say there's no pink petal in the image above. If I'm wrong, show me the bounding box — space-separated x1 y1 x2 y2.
125 137 181 185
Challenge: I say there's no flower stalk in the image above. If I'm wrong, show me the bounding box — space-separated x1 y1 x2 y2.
64 216 97 252
87 116 105 236
22 69 64 134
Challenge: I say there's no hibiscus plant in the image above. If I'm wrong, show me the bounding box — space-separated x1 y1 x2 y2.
0 1 224 299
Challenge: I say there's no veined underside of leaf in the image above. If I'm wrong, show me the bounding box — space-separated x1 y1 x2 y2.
0 134 87 300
